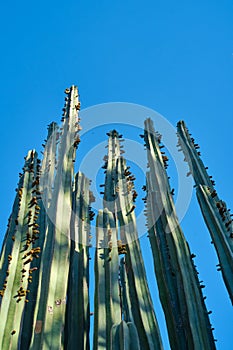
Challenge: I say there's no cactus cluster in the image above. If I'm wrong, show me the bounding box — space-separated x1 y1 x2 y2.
0 86 232 349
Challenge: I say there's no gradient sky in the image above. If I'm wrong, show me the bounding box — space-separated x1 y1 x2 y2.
0 1 233 349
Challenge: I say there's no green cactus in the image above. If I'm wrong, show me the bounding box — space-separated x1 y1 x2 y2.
28 121 60 349
0 150 41 349
177 120 233 304
119 257 132 323
34 86 81 349
65 172 92 350
95 130 163 350
110 320 140 350
94 208 121 350
0 86 91 349
144 118 216 350
1 87 230 349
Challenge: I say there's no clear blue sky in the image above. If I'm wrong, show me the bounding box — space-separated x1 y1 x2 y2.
0 1 233 349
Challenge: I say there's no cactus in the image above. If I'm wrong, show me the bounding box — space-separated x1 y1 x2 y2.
28 121 61 349
95 130 163 350
94 208 121 350
0 86 92 349
196 185 233 303
0 150 41 350
144 118 216 350
110 320 140 350
1 87 231 349
65 172 92 350
119 258 132 323
30 86 80 349
177 120 233 304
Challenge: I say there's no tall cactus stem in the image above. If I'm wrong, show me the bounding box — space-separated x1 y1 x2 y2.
144 118 216 350
177 120 233 304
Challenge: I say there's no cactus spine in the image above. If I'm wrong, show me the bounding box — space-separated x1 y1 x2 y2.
177 120 233 304
144 118 216 350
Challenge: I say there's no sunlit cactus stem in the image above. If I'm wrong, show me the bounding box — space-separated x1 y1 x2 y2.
177 120 233 304
36 85 81 349
144 118 216 350
110 321 140 350
0 85 90 349
94 208 121 350
29 121 60 349
119 257 132 323
0 150 41 350
96 130 163 350
196 185 233 304
65 172 92 350
0 86 228 349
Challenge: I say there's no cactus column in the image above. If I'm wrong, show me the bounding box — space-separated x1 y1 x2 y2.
177 120 233 304
0 150 42 350
21 122 59 349
94 130 163 350
30 86 80 349
94 208 121 350
1 86 230 349
144 118 216 350
65 172 92 350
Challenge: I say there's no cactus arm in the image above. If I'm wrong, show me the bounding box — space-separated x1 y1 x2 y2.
119 321 130 350
119 258 132 323
19 154 47 350
40 86 80 349
177 120 214 188
65 172 90 350
110 324 120 350
103 210 112 347
101 130 161 348
146 181 180 344
116 156 163 350
103 131 121 212
28 122 59 349
0 203 21 301
144 118 216 349
108 211 121 325
0 151 40 349
94 208 121 350
177 120 233 304
94 210 108 350
1 87 90 349
196 185 233 303
98 130 163 349
99 130 163 349
2 89 228 350
110 321 140 350
127 322 140 350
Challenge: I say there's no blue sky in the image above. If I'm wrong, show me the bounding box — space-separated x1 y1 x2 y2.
0 0 233 348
